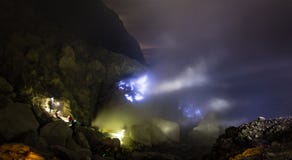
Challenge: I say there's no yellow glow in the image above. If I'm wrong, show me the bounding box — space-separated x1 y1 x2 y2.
32 95 72 122
109 129 125 144
0 143 44 160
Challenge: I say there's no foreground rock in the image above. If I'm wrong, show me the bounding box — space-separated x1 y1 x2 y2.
40 121 72 146
208 117 292 160
0 143 45 160
0 103 39 141
0 107 126 160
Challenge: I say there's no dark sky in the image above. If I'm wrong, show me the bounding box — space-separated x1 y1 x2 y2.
104 0 292 124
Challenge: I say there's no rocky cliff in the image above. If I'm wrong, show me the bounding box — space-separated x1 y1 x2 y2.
0 0 147 159
0 0 146 125
208 117 292 160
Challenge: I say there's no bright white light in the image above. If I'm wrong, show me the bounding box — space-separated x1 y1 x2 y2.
135 75 148 94
134 94 144 101
109 129 126 144
118 74 148 103
125 94 134 102
54 102 60 107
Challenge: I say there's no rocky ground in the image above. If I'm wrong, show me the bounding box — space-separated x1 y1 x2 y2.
1 103 291 160
0 102 213 160
208 117 292 160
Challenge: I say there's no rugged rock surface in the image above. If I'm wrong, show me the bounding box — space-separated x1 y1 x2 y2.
0 143 45 160
0 0 147 159
0 0 146 125
0 77 15 105
0 103 39 141
0 109 130 160
208 117 292 160
40 121 73 146
0 31 144 125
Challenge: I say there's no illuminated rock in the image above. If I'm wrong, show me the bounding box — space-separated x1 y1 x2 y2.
0 0 146 125
109 129 125 144
209 117 292 160
0 143 44 160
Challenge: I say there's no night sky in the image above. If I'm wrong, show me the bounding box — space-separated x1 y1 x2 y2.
104 0 292 124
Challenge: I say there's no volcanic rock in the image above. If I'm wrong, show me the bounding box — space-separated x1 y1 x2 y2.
0 0 146 125
0 103 39 141
50 145 81 160
0 0 145 64
0 0 148 159
74 131 90 149
40 120 72 146
0 77 14 105
0 143 45 160
132 151 180 160
209 117 292 160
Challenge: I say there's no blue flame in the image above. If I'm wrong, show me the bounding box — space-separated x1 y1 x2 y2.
178 103 203 119
118 75 148 102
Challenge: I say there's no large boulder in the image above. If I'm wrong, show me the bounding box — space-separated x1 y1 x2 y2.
0 103 39 141
40 120 72 146
73 131 90 149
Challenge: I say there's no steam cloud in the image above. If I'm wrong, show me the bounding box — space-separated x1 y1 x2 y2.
102 0 292 138
151 63 207 95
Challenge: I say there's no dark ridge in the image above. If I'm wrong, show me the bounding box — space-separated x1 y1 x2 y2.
0 0 146 64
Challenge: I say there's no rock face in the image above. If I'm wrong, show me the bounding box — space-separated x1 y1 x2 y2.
0 0 146 125
0 103 39 141
209 117 292 160
0 143 45 160
0 0 147 159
